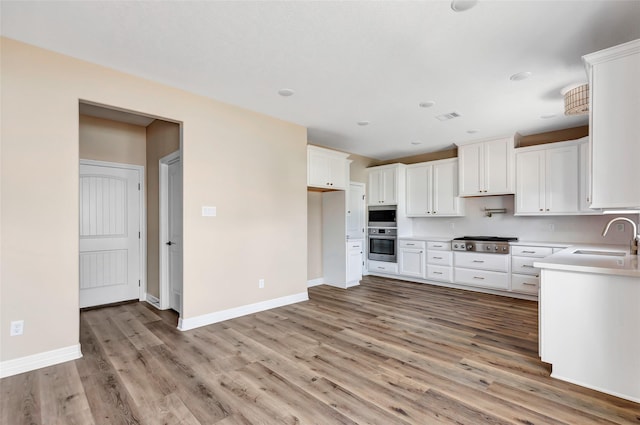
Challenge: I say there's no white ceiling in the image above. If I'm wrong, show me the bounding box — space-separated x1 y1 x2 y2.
2 1 640 160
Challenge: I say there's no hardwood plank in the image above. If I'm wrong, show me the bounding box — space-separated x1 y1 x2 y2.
2 276 638 424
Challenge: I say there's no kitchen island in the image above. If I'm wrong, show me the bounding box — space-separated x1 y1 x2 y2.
535 245 640 403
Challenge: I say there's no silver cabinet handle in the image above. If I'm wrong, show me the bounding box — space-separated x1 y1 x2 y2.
473 276 485 280
433 256 443 260
523 282 536 286
522 250 536 254
406 243 415 246
432 245 443 248
521 265 535 268
433 271 443 275
472 260 485 263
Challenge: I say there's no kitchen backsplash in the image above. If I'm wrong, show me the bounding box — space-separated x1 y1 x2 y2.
411 196 638 245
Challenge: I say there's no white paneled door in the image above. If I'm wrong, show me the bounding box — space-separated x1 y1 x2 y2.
79 162 142 308
167 158 183 314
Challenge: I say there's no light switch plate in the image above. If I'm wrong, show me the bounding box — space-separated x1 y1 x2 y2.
202 206 217 217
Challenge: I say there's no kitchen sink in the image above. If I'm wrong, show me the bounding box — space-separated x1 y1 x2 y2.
572 249 626 257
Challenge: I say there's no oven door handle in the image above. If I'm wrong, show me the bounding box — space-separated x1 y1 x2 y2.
369 236 397 240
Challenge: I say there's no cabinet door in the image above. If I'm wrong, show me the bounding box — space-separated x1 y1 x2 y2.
328 155 348 190
347 183 366 239
516 150 545 214
381 168 397 204
368 170 382 205
589 46 640 208
545 145 578 213
398 247 425 278
458 143 483 196
484 137 514 195
308 149 331 188
406 165 431 216
578 141 593 212
347 243 363 284
432 160 460 216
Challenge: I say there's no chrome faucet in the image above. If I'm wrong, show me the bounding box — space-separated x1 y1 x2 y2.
602 217 639 256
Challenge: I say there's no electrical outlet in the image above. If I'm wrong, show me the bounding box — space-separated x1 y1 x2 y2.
258 279 265 289
10 320 24 336
547 223 555 232
616 223 625 232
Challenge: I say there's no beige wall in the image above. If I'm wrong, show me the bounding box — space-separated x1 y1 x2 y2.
0 37 307 363
79 115 147 165
146 120 181 297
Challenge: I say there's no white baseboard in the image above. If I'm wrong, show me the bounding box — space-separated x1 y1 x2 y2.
307 277 324 287
177 291 309 331
0 344 82 378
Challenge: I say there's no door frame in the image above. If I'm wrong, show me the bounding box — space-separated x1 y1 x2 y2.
79 159 146 303
159 150 181 311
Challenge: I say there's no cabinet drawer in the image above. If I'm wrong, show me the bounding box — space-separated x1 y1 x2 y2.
511 246 553 257
454 252 509 272
427 251 452 266
511 256 540 276
511 274 539 294
347 240 363 250
427 265 453 282
454 268 509 290
368 260 398 275
399 240 426 249
427 241 451 251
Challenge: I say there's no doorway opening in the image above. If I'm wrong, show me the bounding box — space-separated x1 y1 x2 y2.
78 100 183 318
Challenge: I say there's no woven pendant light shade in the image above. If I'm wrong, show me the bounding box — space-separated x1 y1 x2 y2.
564 84 589 115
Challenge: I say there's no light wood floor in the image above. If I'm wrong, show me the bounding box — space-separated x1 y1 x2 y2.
2 276 639 424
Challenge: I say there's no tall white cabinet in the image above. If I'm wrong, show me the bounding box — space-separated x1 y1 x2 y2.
406 158 463 217
583 39 640 209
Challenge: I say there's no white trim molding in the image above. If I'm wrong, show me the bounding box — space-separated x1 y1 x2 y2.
145 293 162 309
177 291 309 331
0 344 82 378
307 277 324 287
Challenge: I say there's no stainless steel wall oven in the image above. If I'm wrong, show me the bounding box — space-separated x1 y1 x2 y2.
368 228 397 262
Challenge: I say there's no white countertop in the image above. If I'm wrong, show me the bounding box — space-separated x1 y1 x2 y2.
399 236 452 242
534 244 640 277
511 241 570 248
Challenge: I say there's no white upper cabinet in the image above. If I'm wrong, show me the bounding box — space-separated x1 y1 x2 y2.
515 142 579 215
406 158 463 217
458 137 515 196
583 39 640 209
368 165 402 205
307 145 350 190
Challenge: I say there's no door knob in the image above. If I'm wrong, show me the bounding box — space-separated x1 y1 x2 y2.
166 241 175 246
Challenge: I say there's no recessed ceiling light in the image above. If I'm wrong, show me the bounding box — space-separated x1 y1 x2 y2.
356 121 370 126
540 113 556 119
277 88 295 97
411 141 422 145
466 129 479 134
509 71 532 81
419 101 436 108
451 0 478 12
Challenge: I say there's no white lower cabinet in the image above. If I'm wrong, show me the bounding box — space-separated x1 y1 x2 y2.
511 245 562 295
455 268 509 290
346 240 364 287
368 259 398 275
398 240 426 278
454 252 510 290
426 241 453 282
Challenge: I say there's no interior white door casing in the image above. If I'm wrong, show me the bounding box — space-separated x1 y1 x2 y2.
160 151 183 314
79 160 145 308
